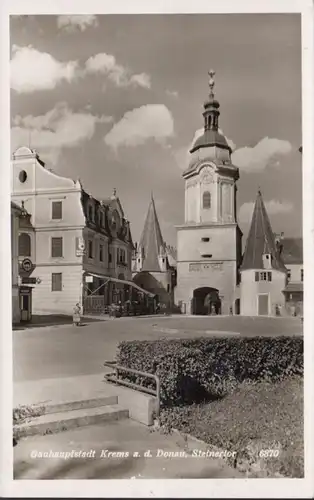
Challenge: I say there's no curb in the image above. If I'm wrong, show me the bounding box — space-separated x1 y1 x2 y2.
164 428 244 477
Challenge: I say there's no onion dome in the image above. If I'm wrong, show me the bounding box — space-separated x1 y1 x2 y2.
190 70 232 154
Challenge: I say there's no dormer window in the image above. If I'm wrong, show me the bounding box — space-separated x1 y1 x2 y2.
262 253 272 269
88 205 94 222
203 191 211 209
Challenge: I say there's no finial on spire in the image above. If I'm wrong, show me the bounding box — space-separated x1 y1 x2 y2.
112 187 117 197
208 69 216 99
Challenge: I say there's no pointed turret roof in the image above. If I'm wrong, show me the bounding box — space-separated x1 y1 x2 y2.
138 194 167 272
241 190 286 272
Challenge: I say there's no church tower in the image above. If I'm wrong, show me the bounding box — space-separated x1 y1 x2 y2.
175 71 242 315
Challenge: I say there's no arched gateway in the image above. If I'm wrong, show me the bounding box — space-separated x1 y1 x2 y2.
192 287 221 315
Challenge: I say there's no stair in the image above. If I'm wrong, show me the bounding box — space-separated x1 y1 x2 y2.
14 397 129 438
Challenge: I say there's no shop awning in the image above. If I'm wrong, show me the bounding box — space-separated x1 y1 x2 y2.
84 272 155 298
282 282 303 293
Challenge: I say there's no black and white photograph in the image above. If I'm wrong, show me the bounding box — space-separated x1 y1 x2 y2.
1 1 313 498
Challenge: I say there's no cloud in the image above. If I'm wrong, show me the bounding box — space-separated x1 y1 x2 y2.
238 200 293 224
130 73 151 89
11 102 112 164
174 127 236 170
232 137 292 172
10 46 151 94
166 90 179 98
85 52 151 89
57 15 98 32
10 45 78 93
104 104 174 150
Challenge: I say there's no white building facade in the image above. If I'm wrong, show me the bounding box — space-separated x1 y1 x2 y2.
175 72 242 315
11 147 134 315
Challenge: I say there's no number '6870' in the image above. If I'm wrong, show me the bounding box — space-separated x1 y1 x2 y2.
259 449 280 458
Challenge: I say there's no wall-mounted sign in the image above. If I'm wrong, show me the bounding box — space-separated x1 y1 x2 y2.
189 262 223 272
22 277 37 285
85 276 94 283
76 237 86 257
21 258 32 272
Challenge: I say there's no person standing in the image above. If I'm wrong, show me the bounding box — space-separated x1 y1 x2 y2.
73 303 81 326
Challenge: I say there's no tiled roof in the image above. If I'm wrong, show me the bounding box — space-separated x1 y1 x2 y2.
281 238 303 264
241 190 286 272
139 195 167 272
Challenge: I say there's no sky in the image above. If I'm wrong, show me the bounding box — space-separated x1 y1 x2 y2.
10 13 302 247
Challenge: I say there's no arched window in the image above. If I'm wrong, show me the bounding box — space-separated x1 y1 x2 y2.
19 233 31 257
203 191 211 209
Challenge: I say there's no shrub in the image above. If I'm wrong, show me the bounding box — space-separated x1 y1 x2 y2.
116 336 303 406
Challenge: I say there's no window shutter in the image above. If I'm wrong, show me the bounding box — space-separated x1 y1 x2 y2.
51 237 63 257
52 201 62 220
52 273 62 291
255 272 259 282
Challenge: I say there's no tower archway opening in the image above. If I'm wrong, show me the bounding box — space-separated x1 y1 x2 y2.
192 287 221 315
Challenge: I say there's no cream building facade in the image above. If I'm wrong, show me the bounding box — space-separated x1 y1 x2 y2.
175 71 242 315
11 146 135 315
240 191 287 316
11 202 22 324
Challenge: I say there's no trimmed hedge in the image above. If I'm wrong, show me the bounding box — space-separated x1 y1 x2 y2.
116 336 303 406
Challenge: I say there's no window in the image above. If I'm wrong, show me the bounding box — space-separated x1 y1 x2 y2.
99 244 103 262
255 271 272 282
51 237 63 258
88 240 93 259
52 201 62 220
109 252 112 263
19 233 31 257
51 273 62 291
202 254 212 258
88 205 94 222
301 269 304 282
287 269 291 281
19 170 27 183
203 191 211 209
202 237 210 242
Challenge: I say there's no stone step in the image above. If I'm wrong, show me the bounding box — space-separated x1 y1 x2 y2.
43 395 118 415
14 404 129 438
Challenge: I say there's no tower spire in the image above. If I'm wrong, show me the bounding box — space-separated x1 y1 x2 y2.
203 69 220 132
